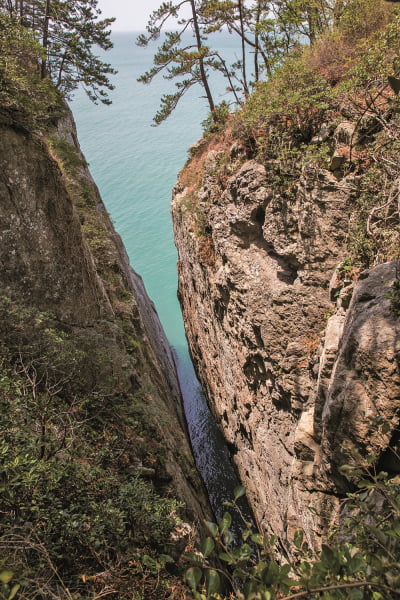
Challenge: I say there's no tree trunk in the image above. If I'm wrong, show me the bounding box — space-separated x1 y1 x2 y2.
215 52 241 105
238 0 249 96
190 0 215 114
230 21 272 78
57 52 67 88
254 2 261 83
306 6 316 44
5 0 13 16
41 0 51 79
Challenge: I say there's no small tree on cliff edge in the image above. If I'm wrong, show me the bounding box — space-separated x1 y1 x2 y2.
0 0 116 104
137 0 217 125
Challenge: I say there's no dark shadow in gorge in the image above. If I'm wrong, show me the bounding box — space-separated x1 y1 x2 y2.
173 345 255 538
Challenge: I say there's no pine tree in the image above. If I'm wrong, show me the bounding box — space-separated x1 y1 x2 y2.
201 1 276 86
138 0 339 125
137 0 216 125
0 0 116 104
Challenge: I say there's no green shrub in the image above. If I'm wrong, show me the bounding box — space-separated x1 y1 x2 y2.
202 101 231 136
0 296 183 598
234 53 334 162
185 463 400 599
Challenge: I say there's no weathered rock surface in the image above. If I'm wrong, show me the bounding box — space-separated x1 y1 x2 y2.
172 143 400 554
0 108 210 523
0 120 111 325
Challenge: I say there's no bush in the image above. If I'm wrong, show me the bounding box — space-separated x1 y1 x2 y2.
185 457 400 599
0 297 183 599
234 53 334 160
202 101 231 136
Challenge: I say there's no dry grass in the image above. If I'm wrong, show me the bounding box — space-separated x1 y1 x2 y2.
198 236 216 267
178 125 234 193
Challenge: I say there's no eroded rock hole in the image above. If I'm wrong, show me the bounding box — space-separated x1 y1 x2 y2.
253 205 266 226
243 354 267 391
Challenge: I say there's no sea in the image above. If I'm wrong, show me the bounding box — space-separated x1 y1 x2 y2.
71 32 251 521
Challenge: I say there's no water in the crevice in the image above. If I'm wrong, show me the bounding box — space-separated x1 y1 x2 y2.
72 31 251 522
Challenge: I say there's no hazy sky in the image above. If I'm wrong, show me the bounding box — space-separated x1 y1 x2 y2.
96 0 173 31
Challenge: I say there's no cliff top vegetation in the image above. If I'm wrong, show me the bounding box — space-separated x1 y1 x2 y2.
177 0 400 271
0 0 115 129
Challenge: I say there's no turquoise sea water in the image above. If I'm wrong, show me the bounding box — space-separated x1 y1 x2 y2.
72 32 200 352
71 32 250 518
72 32 240 352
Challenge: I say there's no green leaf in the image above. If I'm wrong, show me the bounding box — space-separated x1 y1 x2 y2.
367 525 388 546
251 533 265 546
357 479 373 489
244 579 259 596
234 485 246 500
0 572 14 584
223 529 235 545
205 569 221 595
219 552 233 563
348 588 364 600
205 521 218 537
262 561 280 585
185 567 202 590
201 537 215 558
219 512 232 533
294 530 304 549
142 554 158 571
185 552 203 564
158 553 174 564
239 543 252 561
254 561 268 576
8 584 20 600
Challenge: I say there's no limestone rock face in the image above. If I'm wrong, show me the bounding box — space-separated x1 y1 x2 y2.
172 144 400 554
0 109 210 523
318 263 400 476
0 121 112 325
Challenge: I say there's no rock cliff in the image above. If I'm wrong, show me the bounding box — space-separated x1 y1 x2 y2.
0 105 209 521
172 131 400 555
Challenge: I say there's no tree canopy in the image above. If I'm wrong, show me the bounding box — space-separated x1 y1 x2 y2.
137 0 217 125
137 0 342 125
0 0 116 105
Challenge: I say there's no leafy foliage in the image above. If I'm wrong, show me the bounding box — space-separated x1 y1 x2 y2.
0 13 61 125
138 0 338 125
230 0 400 269
202 100 231 135
0 296 184 599
185 463 400 600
